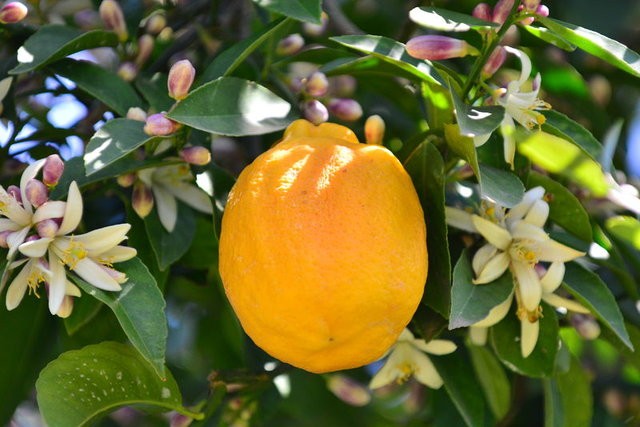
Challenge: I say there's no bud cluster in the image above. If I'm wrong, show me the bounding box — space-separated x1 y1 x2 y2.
472 0 549 27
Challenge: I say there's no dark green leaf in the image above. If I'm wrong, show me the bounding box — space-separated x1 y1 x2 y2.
252 0 321 24
404 141 450 317
444 123 480 178
409 7 498 32
468 343 511 420
36 342 201 427
70 258 168 377
537 17 640 78
10 25 118 74
330 35 444 85
63 295 103 336
145 201 197 270
50 59 142 116
85 119 159 176
167 77 296 136
520 25 576 51
606 216 640 250
451 89 504 139
135 74 174 112
543 355 592 427
479 164 525 208
527 172 592 242
449 250 513 329
542 110 601 160
491 302 558 377
562 262 632 350
208 162 236 242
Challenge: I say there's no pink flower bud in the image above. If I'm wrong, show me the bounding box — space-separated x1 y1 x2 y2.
536 4 549 17
24 234 39 243
170 412 194 427
7 185 21 203
37 219 59 238
43 154 64 187
132 181 154 218
326 375 371 407
302 12 328 37
492 0 515 25
117 62 138 82
329 75 357 97
135 34 154 66
0 230 11 248
0 2 28 24
405 35 477 61
303 100 328 125
126 107 147 122
328 98 363 122
522 0 541 11
143 113 178 136
570 313 601 340
145 13 166 35
482 46 507 78
364 115 385 145
168 59 196 100
305 71 329 97
99 0 128 42
117 173 136 187
25 179 48 208
472 3 492 21
179 146 211 166
276 34 304 56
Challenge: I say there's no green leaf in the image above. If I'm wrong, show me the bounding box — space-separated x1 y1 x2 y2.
431 349 487 427
562 262 632 351
84 119 159 176
207 162 236 242
542 110 602 160
543 355 592 427
519 25 576 51
36 342 201 427
468 343 511 421
527 172 592 242
444 123 480 178
479 164 525 208
449 250 513 329
135 74 174 112
199 18 291 83
330 35 444 86
167 77 296 136
252 0 321 24
10 25 118 74
49 59 142 116
450 89 505 139
518 131 609 196
63 295 103 336
70 258 168 378
409 6 498 32
606 216 640 250
536 16 640 78
491 302 558 377
404 141 450 317
145 201 197 270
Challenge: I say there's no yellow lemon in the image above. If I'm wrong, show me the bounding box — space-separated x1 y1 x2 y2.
219 119 427 373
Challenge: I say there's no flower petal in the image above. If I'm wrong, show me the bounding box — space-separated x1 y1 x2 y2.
472 292 514 327
521 318 539 358
473 133 491 147
471 215 512 250
542 293 590 314
19 158 46 214
73 258 122 291
152 184 178 232
74 224 131 256
512 260 542 311
415 339 457 355
469 326 489 346
445 207 476 233
65 280 82 297
166 182 213 214
5 260 32 310
6 226 30 259
48 251 67 315
32 201 66 223
98 246 137 263
540 262 565 294
56 295 74 318
501 116 517 167
0 218 21 232
510 220 548 242
507 186 545 225
18 237 53 258
523 199 549 227
0 187 31 225
473 251 510 284
412 350 444 389
369 354 400 389
57 181 83 236
472 244 497 276
536 239 585 262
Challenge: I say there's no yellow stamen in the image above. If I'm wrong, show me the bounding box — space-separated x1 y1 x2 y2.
27 268 46 298
61 239 87 269
397 363 415 384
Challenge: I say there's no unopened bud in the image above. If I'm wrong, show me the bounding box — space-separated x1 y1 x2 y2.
536 4 549 17
143 113 178 136
570 313 601 340
329 75 357 97
126 107 147 122
0 230 11 248
117 62 138 82
180 146 211 166
589 75 611 107
7 185 21 203
406 35 479 61
157 27 173 42
365 115 385 145
472 3 492 21
328 98 363 122
305 71 329 97
303 100 328 125
303 12 328 37
170 412 194 427
482 46 507 78
132 181 154 218
145 13 166 35
326 375 371 407
0 2 28 24
492 0 515 25
99 0 128 42
25 179 48 208
43 154 64 187
37 219 59 238
168 59 196 100
135 35 154 66
117 173 136 188
276 33 304 56
522 0 541 11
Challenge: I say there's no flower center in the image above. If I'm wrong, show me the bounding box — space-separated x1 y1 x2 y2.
27 267 46 297
61 239 87 269
397 362 415 384
510 241 539 265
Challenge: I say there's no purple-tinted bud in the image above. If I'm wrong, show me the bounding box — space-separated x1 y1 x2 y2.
305 71 329 97
180 146 211 166
329 75 357 97
0 2 28 24
24 234 39 243
302 12 328 37
472 3 492 21
0 230 11 248
326 375 371 407
126 107 147 122
25 179 48 208
522 0 541 11
570 313 601 340
7 185 21 203
170 412 194 427
303 100 329 125
492 0 515 25
406 35 478 61
144 113 178 136
328 98 363 122
99 0 128 42
37 219 59 238
116 173 136 187
482 46 507 78
117 62 138 82
168 59 196 100
364 115 385 145
536 4 549 17
145 13 166 35
276 34 304 56
43 154 64 187
132 181 154 218
135 35 154 66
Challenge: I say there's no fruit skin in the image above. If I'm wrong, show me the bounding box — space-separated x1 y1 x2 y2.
219 119 427 373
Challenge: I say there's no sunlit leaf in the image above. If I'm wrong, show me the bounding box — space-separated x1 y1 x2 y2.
542 110 601 160
605 216 640 250
409 7 498 32
444 123 480 177
479 164 524 208
450 89 504 138
520 25 576 51
252 0 322 24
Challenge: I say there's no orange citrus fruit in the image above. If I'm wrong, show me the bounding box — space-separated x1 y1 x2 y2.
219 119 427 373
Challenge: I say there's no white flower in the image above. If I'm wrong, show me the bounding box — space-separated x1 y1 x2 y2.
369 329 457 390
474 47 550 168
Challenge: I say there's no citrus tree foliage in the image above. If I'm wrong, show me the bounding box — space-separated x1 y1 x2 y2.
1 0 640 426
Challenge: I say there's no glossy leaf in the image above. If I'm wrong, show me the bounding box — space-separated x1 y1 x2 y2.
167 77 296 136
562 262 632 350
605 216 640 250
449 251 513 329
145 201 197 271
409 7 498 32
135 75 174 112
518 131 609 196
451 89 505 138
537 16 640 78
520 25 576 51
542 110 602 160
491 303 558 377
63 295 103 336
479 164 525 208
36 342 201 427
70 258 168 378
10 25 118 74
444 123 480 177
50 59 142 116
208 162 236 243
404 141 450 317
252 0 322 24
84 119 159 176
468 343 511 420
543 355 592 427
